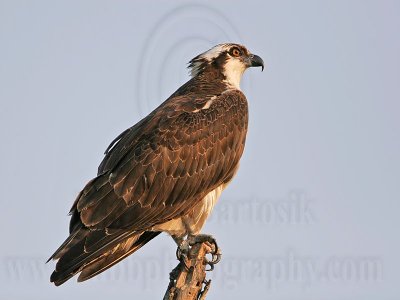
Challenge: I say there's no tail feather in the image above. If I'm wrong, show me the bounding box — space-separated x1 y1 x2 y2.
47 229 83 263
49 229 160 286
78 231 160 282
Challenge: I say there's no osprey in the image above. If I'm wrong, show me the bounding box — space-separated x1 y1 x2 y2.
48 43 264 285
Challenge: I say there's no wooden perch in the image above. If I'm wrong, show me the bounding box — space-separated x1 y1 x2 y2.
163 242 214 300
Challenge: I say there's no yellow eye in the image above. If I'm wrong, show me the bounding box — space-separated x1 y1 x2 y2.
231 48 241 57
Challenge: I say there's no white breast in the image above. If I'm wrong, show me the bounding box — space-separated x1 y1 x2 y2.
182 185 224 235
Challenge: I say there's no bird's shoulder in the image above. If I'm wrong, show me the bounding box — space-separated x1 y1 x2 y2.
98 87 248 174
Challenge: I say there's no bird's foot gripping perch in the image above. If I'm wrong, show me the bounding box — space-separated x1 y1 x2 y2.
176 234 222 271
165 236 218 300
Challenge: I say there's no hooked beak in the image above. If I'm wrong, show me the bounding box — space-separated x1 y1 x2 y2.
249 54 264 71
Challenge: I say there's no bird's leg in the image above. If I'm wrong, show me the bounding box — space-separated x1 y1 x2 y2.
173 235 190 268
187 234 222 271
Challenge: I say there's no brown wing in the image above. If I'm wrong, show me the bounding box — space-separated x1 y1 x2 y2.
49 89 248 285
80 89 248 231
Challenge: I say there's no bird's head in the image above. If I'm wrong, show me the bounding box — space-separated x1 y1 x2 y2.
188 43 264 89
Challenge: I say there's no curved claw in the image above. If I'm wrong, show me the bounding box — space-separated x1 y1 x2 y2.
175 246 182 260
207 239 219 257
204 248 222 271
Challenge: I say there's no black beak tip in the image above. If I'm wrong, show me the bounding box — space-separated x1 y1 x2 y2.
250 54 264 71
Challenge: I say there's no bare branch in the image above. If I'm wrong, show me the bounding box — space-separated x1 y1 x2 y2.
163 242 213 300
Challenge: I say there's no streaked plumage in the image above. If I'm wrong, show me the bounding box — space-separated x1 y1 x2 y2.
49 43 264 285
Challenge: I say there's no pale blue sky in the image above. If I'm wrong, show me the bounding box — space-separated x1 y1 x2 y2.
0 1 399 299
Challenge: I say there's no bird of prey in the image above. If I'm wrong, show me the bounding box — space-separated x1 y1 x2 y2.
48 43 264 285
